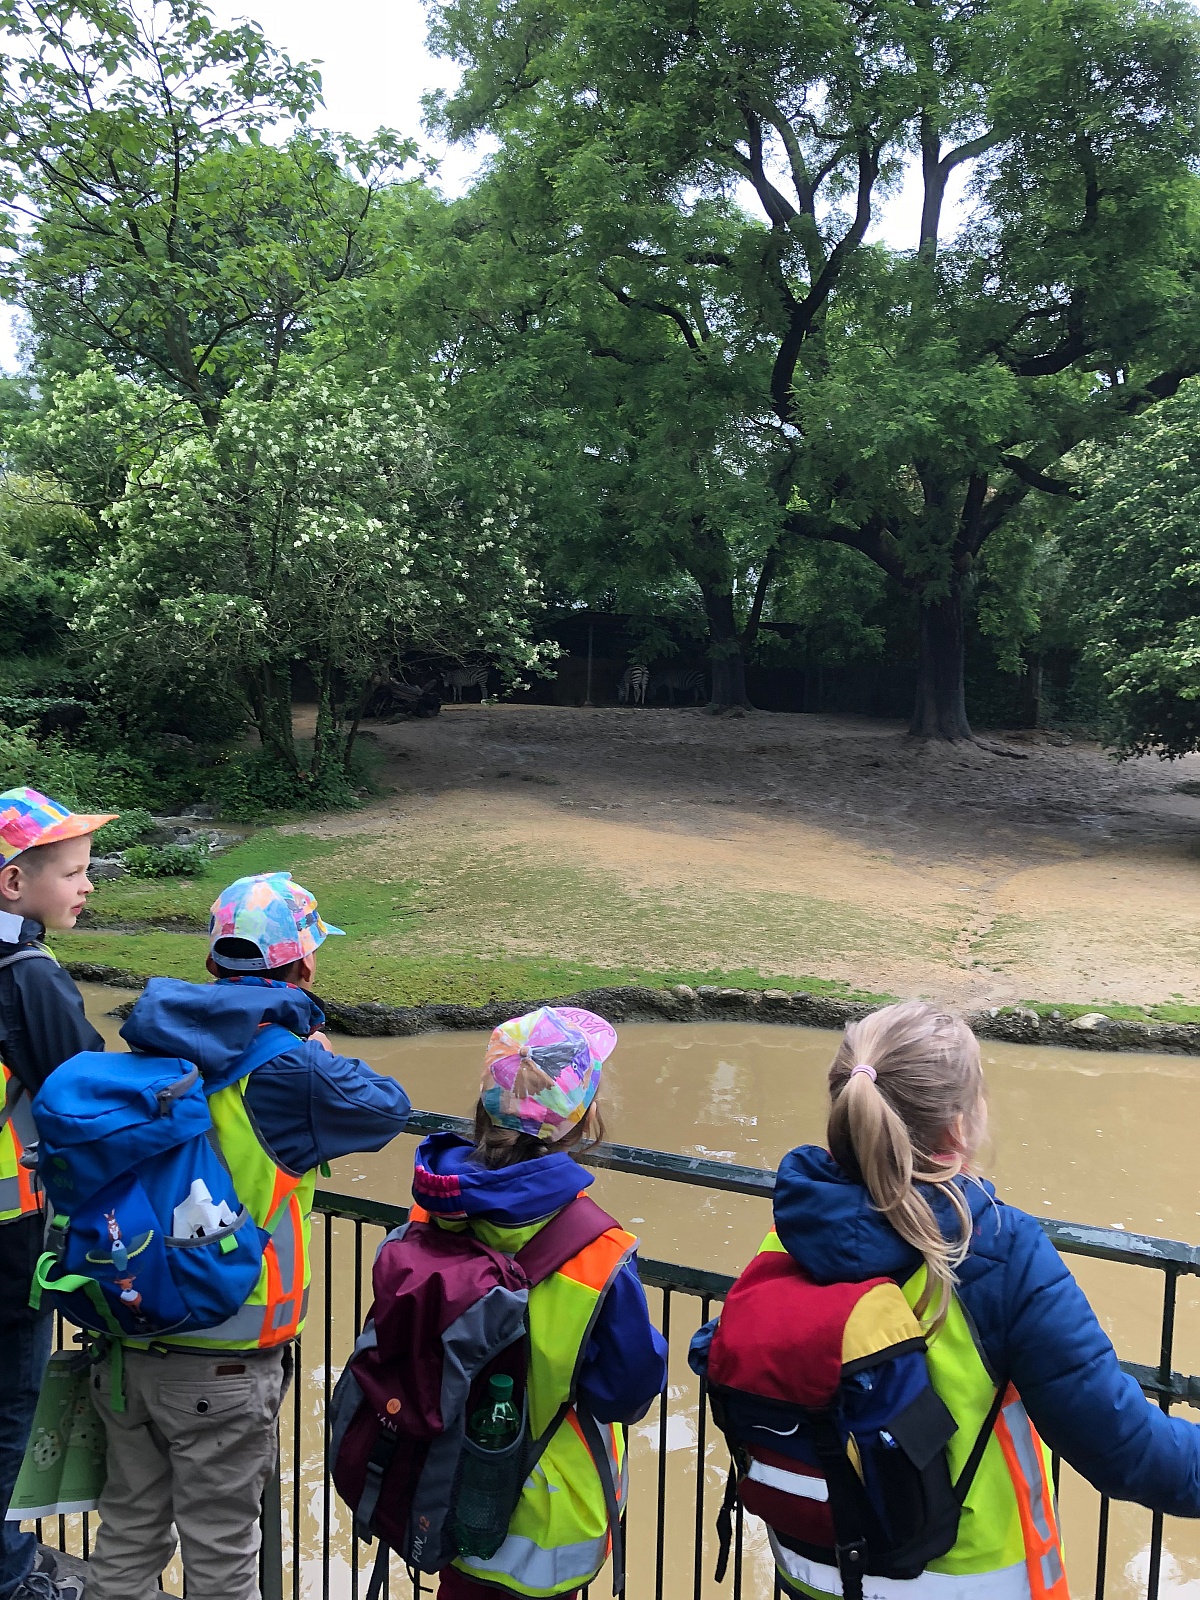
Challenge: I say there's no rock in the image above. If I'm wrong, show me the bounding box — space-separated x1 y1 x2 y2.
715 988 746 1005
89 856 128 881
762 989 791 1004
1071 1012 1110 1032
670 984 697 1002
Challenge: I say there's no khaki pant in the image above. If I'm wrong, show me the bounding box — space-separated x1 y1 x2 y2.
86 1344 289 1600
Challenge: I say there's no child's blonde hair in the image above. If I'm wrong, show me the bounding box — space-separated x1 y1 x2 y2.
827 1000 986 1333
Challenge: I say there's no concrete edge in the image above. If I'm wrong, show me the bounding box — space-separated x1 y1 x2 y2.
63 961 1200 1057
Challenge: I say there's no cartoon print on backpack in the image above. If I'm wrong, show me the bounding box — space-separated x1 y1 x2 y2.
85 1211 153 1319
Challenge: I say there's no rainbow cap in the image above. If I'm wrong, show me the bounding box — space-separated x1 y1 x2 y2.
209 871 343 971
0 787 117 869
480 1006 616 1143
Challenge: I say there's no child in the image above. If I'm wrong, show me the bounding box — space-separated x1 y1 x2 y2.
0 786 117 1600
759 998 1200 1599
412 1006 668 1599
85 871 412 1600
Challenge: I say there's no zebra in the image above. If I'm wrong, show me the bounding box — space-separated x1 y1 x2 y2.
442 665 489 703
648 665 707 706
617 665 650 705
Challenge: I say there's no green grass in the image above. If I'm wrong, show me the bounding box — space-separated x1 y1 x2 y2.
1015 999 1200 1027
63 828 1200 1023
59 829 896 1008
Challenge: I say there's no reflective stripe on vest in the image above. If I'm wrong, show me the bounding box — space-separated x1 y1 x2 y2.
147 1073 315 1351
0 1064 43 1224
756 1233 1065 1600
771 1538 1033 1599
994 1390 1069 1599
444 1205 636 1597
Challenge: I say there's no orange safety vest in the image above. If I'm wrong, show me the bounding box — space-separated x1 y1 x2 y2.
0 1062 43 1224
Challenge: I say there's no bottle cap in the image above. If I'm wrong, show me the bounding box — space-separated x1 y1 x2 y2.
489 1374 514 1401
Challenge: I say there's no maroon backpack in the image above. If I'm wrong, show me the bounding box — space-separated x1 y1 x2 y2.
330 1194 622 1596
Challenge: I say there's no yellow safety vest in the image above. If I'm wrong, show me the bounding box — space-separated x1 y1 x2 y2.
412 1200 635 1598
757 1233 1068 1600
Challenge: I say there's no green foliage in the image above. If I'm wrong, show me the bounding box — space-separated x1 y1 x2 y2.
0 0 412 427
206 745 374 822
425 0 1200 730
93 808 154 853
1067 382 1200 756
78 366 548 784
123 841 210 878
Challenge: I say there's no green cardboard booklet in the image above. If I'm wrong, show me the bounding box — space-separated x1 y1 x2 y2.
6 1353 106 1521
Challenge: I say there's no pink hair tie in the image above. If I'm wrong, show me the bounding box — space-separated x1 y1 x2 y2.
850 1063 877 1082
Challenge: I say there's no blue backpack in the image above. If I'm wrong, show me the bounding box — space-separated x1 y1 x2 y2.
29 1025 299 1340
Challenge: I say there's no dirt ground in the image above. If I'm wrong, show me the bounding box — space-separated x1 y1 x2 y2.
289 705 1200 1010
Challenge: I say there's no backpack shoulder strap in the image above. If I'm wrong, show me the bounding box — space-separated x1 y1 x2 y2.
512 1193 621 1287
0 945 57 974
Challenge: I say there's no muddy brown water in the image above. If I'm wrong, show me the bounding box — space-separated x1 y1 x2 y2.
74 986 1200 1597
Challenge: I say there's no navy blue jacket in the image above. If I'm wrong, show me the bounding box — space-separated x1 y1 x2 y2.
121 976 411 1175
414 1131 668 1425
774 1145 1200 1518
0 912 105 1324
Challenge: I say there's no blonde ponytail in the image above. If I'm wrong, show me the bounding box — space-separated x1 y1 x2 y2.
827 1000 985 1333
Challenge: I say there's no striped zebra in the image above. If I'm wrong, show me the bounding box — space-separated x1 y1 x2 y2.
617 665 650 705
442 665 489 702
648 665 707 706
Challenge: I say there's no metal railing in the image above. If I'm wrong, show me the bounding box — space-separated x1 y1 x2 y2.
41 1109 1200 1599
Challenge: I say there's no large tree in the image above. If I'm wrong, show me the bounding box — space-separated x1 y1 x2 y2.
0 0 410 428
428 0 1200 733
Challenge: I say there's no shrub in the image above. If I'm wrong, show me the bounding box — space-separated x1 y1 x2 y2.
123 841 210 878
92 808 154 853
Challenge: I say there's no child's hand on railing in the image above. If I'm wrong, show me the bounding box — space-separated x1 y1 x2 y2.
309 1030 333 1052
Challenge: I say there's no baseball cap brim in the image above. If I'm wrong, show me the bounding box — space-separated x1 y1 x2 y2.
35 813 119 848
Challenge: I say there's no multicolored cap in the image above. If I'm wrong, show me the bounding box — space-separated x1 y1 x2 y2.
0 787 117 869
208 871 344 971
480 1006 616 1143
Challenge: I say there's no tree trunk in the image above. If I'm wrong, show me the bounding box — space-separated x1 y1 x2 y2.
702 589 752 710
910 587 973 741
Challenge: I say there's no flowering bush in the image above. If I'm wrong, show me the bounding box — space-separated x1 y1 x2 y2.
79 367 550 784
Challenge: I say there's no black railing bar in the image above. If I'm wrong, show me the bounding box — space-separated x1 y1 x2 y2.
312 1194 1200 1408
1095 1495 1109 1600
394 1113 1200 1270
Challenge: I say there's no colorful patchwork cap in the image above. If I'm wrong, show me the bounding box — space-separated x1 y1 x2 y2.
480 1005 617 1142
0 787 117 869
209 871 344 971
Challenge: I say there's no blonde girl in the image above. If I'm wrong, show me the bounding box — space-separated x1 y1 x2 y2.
765 999 1200 1599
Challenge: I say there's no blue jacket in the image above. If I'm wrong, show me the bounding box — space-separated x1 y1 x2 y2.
774 1145 1200 1518
121 976 411 1175
414 1131 668 1425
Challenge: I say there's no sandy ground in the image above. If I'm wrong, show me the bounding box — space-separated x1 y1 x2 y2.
290 706 1200 1009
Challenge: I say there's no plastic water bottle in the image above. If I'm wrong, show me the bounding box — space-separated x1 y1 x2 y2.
452 1375 524 1558
468 1375 521 1450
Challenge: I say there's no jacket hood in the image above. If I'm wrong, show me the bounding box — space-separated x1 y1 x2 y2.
120 975 321 1082
413 1131 594 1229
773 1144 997 1284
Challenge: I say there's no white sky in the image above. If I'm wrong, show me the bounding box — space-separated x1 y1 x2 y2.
0 0 936 371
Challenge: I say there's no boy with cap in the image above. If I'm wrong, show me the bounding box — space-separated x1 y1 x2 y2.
0 786 117 1600
85 871 412 1600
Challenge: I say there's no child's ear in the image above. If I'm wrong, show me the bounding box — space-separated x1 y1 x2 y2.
0 863 22 904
